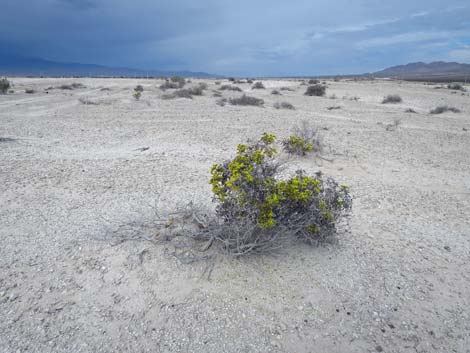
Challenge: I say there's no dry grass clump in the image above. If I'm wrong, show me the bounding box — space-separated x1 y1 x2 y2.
327 106 341 110
160 81 182 90
170 76 186 85
229 94 264 106
271 89 281 95
252 81 265 89
134 85 144 92
58 83 85 90
405 108 417 113
273 102 295 110
305 84 326 97
385 119 402 131
0 78 10 94
382 94 402 104
282 120 322 156
216 98 228 106
213 91 223 97
308 79 320 84
220 85 242 92
430 106 461 114
279 87 295 91
25 89 36 94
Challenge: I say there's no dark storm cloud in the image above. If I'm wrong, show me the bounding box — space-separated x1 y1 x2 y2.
1 0 470 75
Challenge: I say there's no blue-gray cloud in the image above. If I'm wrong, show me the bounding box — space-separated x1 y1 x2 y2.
1 0 470 75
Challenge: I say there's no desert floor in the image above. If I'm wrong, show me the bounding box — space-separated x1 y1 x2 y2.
1 77 469 353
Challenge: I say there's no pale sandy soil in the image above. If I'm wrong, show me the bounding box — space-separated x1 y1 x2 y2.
1 77 469 353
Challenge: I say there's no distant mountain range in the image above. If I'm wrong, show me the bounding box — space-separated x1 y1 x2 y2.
0 53 220 78
372 61 470 81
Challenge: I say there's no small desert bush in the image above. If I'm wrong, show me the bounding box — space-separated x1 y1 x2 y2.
229 94 264 106
430 105 461 114
271 89 281 95
280 87 294 91
283 120 322 156
134 85 144 92
385 119 402 131
447 83 465 91
273 102 295 110
252 81 265 89
247 79 254 84
59 83 85 90
305 84 326 97
216 97 228 106
198 82 208 90
162 88 194 99
0 78 10 94
220 85 242 92
213 91 222 97
405 108 417 113
308 79 320 84
25 89 36 94
206 133 352 254
159 81 180 90
327 106 341 110
382 94 402 104
170 76 186 85
133 91 142 100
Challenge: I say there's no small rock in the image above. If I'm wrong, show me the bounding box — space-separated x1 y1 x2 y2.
444 245 451 252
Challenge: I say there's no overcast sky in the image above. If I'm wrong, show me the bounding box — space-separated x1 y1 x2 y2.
2 0 470 76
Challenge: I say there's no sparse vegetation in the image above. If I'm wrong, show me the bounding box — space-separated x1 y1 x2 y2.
327 106 341 110
385 119 402 131
204 133 351 254
216 98 228 106
279 87 294 91
447 83 465 91
229 94 264 106
252 81 265 89
430 106 461 114
0 78 10 94
220 85 242 92
308 79 320 84
305 84 326 97
134 85 144 92
283 120 322 156
271 89 281 95
133 91 142 100
170 76 186 86
405 108 417 113
58 83 85 90
273 102 295 110
382 94 402 104
25 89 36 94
159 81 180 90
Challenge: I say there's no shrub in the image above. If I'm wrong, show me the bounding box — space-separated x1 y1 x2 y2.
280 87 294 91
170 76 186 85
430 106 461 114
327 106 341 110
159 81 180 90
216 98 228 106
283 120 322 156
25 89 36 94
229 94 264 106
213 91 222 97
271 89 281 95
385 119 402 131
220 85 242 92
382 94 402 104
305 84 326 97
162 88 194 99
447 83 465 91
405 108 417 113
0 78 10 94
133 91 142 100
273 102 295 110
252 81 265 89
228 77 235 82
308 79 320 84
134 85 144 92
58 83 85 90
247 79 254 84
198 82 208 90
207 133 352 254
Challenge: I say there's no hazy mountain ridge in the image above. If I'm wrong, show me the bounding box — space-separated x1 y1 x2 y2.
0 54 220 78
373 61 470 79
